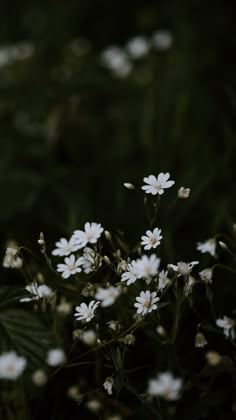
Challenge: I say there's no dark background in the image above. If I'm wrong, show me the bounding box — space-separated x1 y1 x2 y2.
0 0 236 258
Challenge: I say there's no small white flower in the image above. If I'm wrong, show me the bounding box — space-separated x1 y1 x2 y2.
74 301 100 323
178 187 191 198
158 270 170 291
95 286 120 307
121 260 141 285
81 247 100 273
20 283 53 302
101 46 132 78
197 238 217 257
142 173 175 196
136 254 160 280
152 30 173 50
47 348 65 366
168 261 199 276
216 316 235 339
3 247 23 269
79 329 97 346
57 254 84 279
199 268 213 283
103 376 114 395
72 223 104 249
134 290 160 316
126 36 150 59
147 372 182 400
141 228 163 250
0 351 26 380
32 369 48 386
52 237 79 256
156 325 166 337
195 332 208 348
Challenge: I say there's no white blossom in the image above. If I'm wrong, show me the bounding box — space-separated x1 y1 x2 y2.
141 228 163 250
95 286 120 307
216 316 235 339
74 301 100 323
197 238 217 257
103 376 114 395
178 187 191 198
195 332 208 348
158 270 170 291
168 261 199 276
3 247 23 269
52 237 79 256
32 370 48 386
152 30 173 50
0 351 26 380
136 254 160 280
47 348 65 366
72 223 104 249
134 290 160 316
126 36 150 59
79 329 97 346
121 260 141 285
142 173 175 195
147 372 182 400
81 247 100 273
199 268 213 283
57 254 84 279
20 283 53 302
101 46 132 78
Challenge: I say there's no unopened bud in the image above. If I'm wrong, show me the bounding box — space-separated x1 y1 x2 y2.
178 187 191 199
105 230 112 241
123 182 135 190
104 255 111 265
218 241 228 250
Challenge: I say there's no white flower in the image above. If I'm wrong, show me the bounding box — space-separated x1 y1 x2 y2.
3 247 23 269
79 329 97 346
152 30 173 50
52 237 79 256
57 300 72 315
103 377 114 395
178 187 191 198
32 369 48 386
147 372 182 400
205 351 222 366
141 228 163 250
57 254 84 279
134 290 160 316
216 316 235 339
199 268 213 283
0 351 26 380
195 332 208 348
72 223 104 249
126 36 150 59
158 270 170 291
100 46 132 78
95 286 120 307
20 283 53 302
47 348 65 366
197 238 217 257
123 182 135 190
74 301 100 323
136 254 160 280
142 173 175 196
168 261 199 276
81 247 100 273
121 260 141 285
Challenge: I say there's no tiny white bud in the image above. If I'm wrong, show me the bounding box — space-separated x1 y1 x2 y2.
218 241 228 250
156 325 166 337
195 332 208 348
103 255 111 265
123 182 135 190
105 230 112 241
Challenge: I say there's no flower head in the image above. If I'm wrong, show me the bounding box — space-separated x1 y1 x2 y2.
136 254 160 280
134 290 159 316
81 247 100 273
126 36 150 59
178 187 191 198
199 268 213 283
95 286 120 307
216 316 235 339
103 376 114 395
197 238 217 257
78 329 97 346
141 228 163 250
158 270 170 291
57 254 84 279
47 348 66 366
100 46 132 78
20 282 53 302
3 247 23 269
52 237 79 256
168 261 199 276
72 223 104 249
0 351 26 380
147 372 182 400
195 332 208 348
142 173 175 196
121 260 141 285
74 301 100 323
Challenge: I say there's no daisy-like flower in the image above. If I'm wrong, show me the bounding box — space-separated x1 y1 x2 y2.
134 290 160 316
136 254 160 280
74 301 100 323
20 282 53 302
103 377 114 395
147 372 182 400
72 223 104 250
141 228 163 250
3 247 23 269
142 173 175 196
95 286 120 307
100 46 132 78
82 247 100 273
197 238 217 257
199 268 213 283
158 270 170 291
195 332 208 348
121 260 141 285
0 351 26 380
47 348 66 366
216 316 235 339
57 254 84 279
52 237 79 257
168 261 199 276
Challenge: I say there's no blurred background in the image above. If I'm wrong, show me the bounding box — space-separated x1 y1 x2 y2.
1 0 236 260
